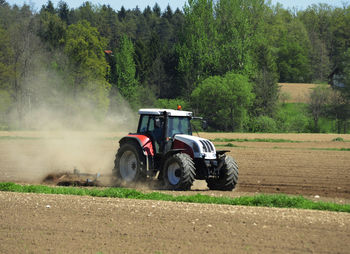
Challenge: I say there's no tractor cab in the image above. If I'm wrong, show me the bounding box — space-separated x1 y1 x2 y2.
137 109 193 154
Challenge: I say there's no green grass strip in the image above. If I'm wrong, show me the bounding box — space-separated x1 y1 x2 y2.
309 147 350 151
331 137 350 142
0 182 349 213
215 143 242 148
211 138 302 143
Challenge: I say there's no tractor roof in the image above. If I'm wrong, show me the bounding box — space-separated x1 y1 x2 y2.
138 108 193 117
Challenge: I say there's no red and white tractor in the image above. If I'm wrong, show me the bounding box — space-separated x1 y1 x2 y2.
113 108 238 191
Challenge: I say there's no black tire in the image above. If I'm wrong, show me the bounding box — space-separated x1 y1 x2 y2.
206 155 238 191
112 143 146 184
163 153 195 190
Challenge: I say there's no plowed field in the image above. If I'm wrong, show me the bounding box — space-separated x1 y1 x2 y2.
279 83 321 103
1 131 350 253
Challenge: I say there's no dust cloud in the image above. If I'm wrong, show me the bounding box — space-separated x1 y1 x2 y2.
1 58 138 185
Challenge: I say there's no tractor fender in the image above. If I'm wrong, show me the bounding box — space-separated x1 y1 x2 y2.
216 150 230 156
172 139 194 158
119 134 155 156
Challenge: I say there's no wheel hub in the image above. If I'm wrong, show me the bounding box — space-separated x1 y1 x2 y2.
119 151 138 182
167 162 181 185
175 169 181 177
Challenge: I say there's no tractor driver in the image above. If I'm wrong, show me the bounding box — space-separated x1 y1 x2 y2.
152 117 164 153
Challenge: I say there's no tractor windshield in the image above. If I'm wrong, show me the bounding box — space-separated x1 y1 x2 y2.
167 116 192 137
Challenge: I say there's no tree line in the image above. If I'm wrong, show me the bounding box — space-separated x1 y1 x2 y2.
0 0 349 132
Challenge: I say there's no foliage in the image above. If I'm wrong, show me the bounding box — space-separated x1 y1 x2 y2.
0 90 11 128
0 25 13 87
154 98 188 110
191 72 254 131
63 20 111 120
177 0 218 97
0 1 350 132
1 182 349 213
251 42 280 117
308 86 331 132
115 34 138 106
275 103 311 133
277 20 311 82
64 20 108 80
250 115 277 133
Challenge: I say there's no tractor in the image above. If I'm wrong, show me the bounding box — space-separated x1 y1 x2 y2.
112 108 238 191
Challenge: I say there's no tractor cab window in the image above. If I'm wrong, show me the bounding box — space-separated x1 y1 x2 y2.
167 117 192 137
138 114 164 139
138 115 149 133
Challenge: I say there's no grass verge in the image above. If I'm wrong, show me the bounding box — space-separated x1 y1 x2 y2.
215 143 242 148
309 147 350 151
0 182 349 213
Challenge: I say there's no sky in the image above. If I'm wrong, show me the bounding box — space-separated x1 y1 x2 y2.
5 0 349 12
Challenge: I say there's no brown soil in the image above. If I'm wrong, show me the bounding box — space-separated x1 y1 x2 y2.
1 191 349 254
279 83 321 103
1 131 350 253
231 147 350 199
215 141 350 149
200 132 350 142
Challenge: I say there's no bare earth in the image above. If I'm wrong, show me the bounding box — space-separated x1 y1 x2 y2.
1 131 350 253
279 83 320 103
1 192 350 254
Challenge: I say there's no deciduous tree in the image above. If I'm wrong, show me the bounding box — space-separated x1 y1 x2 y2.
191 72 254 131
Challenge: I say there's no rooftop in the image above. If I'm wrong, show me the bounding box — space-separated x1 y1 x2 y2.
138 108 193 117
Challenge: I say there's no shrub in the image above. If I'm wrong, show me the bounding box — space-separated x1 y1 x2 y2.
251 115 277 133
288 114 311 133
332 137 344 142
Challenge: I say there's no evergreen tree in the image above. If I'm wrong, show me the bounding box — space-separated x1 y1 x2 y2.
118 6 126 21
57 1 70 24
115 35 138 104
152 3 161 17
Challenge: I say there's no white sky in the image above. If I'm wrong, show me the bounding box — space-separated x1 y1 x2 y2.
6 0 348 12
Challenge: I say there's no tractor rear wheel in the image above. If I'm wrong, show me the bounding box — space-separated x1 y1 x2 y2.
113 143 145 184
206 155 238 191
163 153 195 190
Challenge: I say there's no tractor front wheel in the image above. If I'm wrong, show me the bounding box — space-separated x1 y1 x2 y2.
163 153 195 190
206 155 238 191
113 143 145 184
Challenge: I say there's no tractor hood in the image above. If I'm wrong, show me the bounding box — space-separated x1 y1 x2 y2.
174 134 216 160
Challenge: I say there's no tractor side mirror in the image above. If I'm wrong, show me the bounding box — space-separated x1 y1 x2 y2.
155 118 162 128
201 120 208 130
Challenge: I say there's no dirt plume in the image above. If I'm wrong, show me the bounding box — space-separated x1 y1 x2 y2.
0 131 126 184
1 46 138 184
